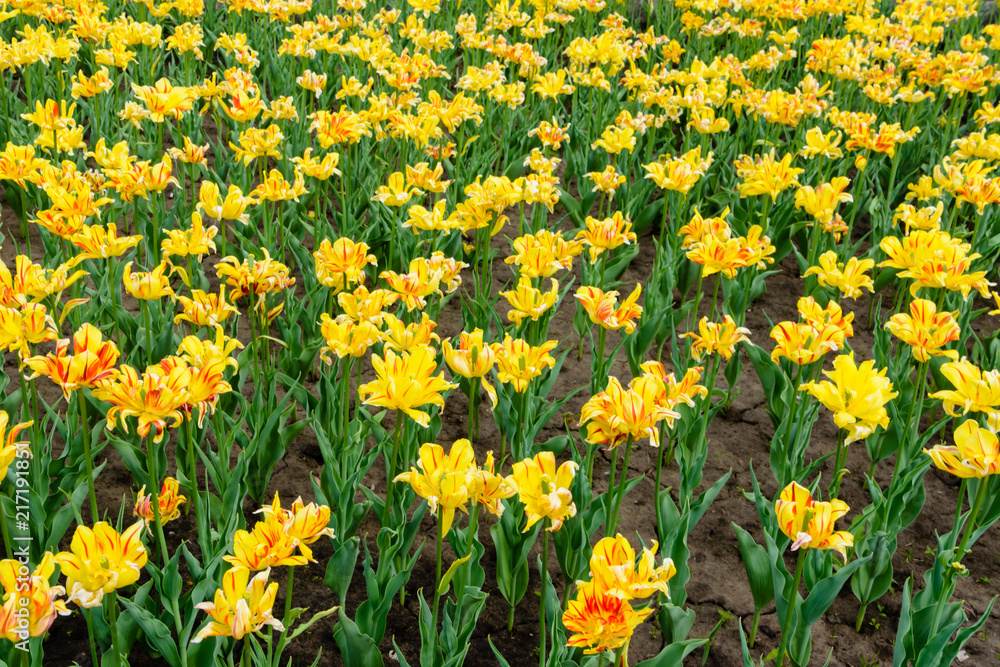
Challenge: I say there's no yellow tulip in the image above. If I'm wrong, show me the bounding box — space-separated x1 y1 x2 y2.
506 451 578 532
775 482 853 561
55 521 148 608
192 567 284 642
394 439 475 536
925 419 1000 479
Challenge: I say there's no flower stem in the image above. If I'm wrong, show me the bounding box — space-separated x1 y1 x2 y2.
829 430 847 499
605 445 619 537
85 608 100 667
609 438 633 537
383 414 404 526
142 299 153 368
108 591 122 667
146 434 170 566
775 547 806 667
956 476 990 563
539 520 550 667
185 417 206 555
78 389 99 523
432 517 443 635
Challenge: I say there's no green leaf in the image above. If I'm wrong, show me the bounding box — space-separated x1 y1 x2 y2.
332 608 384 667
733 523 774 610
437 554 472 595
119 598 180 666
634 639 706 666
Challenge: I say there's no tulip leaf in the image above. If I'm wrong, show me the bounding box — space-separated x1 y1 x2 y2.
332 608 383 667
488 636 514 667
437 554 472 595
733 523 774 611
119 598 180 666
634 639 706 666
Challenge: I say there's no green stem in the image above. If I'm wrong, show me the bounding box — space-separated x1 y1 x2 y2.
608 438 633 537
273 565 295 662
85 608 100 667
829 430 847 499
383 414 404 526
776 547 807 667
539 520 550 667
107 260 121 342
146 434 170 566
749 608 760 648
432 517 443 635
78 390 100 523
185 417 207 556
108 591 122 667
605 446 619 537
142 299 153 368
955 476 990 563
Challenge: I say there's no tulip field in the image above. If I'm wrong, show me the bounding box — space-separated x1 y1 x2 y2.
5 0 1000 664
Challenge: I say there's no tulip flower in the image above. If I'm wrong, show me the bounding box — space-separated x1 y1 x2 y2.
224 514 309 571
55 521 149 608
197 182 253 224
175 288 239 327
313 237 376 293
92 363 188 444
563 579 654 657
885 298 961 363
256 494 335 561
775 482 854 560
318 314 382 362
395 439 475 537
506 451 578 533
575 285 643 334
0 411 30 481
930 360 1000 428
769 322 842 365
773 482 854 667
800 353 897 445
380 259 442 311
0 553 70 642
161 212 217 262
580 376 680 450
24 323 119 399
69 223 142 261
925 419 1000 479
508 451 578 667
134 477 187 527
576 212 637 263
466 451 515 516
122 261 174 301
803 251 874 299
502 276 559 326
359 345 457 429
587 535 676 601
443 329 499 410
492 335 558 394
192 567 284 642
504 230 584 279
682 316 751 361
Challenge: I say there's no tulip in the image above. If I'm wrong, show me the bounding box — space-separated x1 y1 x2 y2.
563 579 654 659
134 477 187 527
56 521 148 608
192 567 284 642
0 553 70 642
